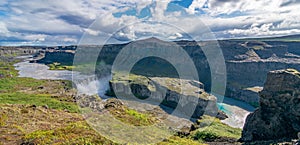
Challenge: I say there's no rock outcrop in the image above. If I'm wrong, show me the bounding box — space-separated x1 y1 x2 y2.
108 73 227 119
240 69 300 142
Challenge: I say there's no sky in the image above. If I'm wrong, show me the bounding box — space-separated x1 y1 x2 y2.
0 0 300 46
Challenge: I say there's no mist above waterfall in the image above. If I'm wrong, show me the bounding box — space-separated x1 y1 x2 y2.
75 75 112 98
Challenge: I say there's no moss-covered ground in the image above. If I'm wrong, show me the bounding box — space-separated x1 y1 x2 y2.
190 116 242 142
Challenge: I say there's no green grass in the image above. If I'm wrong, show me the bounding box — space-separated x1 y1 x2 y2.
0 77 46 93
0 92 79 113
108 106 156 126
0 59 78 113
48 62 75 71
158 136 205 145
0 104 92 144
0 57 114 144
0 61 19 77
24 121 115 145
0 60 47 93
0 113 7 127
125 109 152 125
193 131 219 142
190 116 242 142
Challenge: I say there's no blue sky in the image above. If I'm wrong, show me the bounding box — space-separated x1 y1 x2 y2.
0 0 300 45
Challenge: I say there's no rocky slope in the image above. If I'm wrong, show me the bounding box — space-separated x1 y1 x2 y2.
108 73 227 119
240 69 300 142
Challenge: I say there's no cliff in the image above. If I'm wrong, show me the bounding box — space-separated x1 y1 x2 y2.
108 73 227 119
240 69 300 142
32 39 300 104
0 46 41 57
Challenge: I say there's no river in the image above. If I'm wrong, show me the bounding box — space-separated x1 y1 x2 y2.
14 57 255 128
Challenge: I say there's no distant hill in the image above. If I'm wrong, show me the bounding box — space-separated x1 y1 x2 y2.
231 34 300 42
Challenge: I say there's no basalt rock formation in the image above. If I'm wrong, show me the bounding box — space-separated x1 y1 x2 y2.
32 39 300 104
240 69 300 142
108 73 227 119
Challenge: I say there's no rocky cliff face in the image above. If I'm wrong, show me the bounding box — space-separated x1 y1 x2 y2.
240 69 300 142
108 73 227 119
33 39 300 104
223 41 300 104
0 46 41 57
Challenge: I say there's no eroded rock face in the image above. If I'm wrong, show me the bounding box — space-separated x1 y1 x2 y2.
109 73 226 119
241 69 300 142
35 40 300 105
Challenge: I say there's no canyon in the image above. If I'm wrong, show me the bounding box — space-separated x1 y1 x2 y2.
31 38 300 105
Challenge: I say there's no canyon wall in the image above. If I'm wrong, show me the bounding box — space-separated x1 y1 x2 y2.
34 40 300 104
0 46 41 57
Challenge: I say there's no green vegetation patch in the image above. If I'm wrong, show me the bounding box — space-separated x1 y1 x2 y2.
111 72 157 92
0 58 77 113
0 61 19 77
0 104 116 144
108 105 157 126
111 72 150 85
158 136 205 145
24 121 115 145
48 62 75 71
0 113 8 127
125 109 153 124
0 60 47 93
0 93 79 113
190 116 242 142
0 77 46 93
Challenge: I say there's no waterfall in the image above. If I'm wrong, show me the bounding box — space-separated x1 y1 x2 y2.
75 75 112 99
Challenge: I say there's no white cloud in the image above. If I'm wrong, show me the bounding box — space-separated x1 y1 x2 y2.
168 32 183 39
81 0 300 41
208 0 282 15
84 28 101 36
187 0 207 14
113 25 137 41
1 0 300 45
23 34 47 42
275 15 300 30
227 22 300 37
63 37 77 43
0 22 9 35
150 0 172 20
